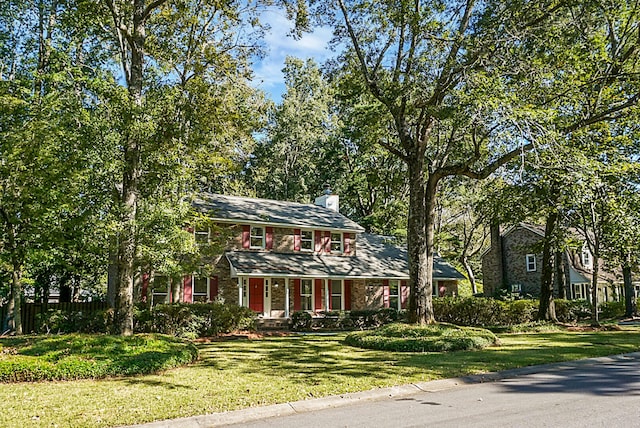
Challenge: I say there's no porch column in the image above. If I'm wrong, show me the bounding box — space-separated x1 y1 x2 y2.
325 279 329 311
238 277 243 307
284 277 290 318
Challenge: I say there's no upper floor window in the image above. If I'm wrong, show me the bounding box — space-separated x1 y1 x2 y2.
301 230 313 251
526 254 536 272
194 227 209 245
331 232 343 253
250 226 264 249
582 245 592 268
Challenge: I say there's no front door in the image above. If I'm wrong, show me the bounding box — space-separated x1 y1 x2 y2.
249 278 264 313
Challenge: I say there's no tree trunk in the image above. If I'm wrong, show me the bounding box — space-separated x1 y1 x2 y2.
537 211 557 321
591 250 600 326
406 156 432 324
460 255 477 295
10 263 23 335
113 0 147 336
555 251 566 299
623 254 635 317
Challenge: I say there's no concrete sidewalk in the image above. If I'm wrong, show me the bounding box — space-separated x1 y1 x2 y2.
128 352 640 428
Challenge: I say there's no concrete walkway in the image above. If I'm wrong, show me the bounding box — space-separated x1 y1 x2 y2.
129 352 640 428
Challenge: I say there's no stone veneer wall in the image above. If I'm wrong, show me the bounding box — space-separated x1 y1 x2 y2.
481 224 504 297
502 227 543 296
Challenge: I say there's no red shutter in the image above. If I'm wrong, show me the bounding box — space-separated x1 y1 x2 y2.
382 279 390 308
344 280 352 310
400 280 409 309
210 276 219 300
344 233 351 254
324 231 331 253
294 229 301 251
242 225 250 249
314 279 323 311
293 279 301 311
141 273 149 303
314 230 323 253
186 226 194 233
183 275 193 303
266 227 274 250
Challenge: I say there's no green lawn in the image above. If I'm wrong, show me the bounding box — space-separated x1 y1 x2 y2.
1 328 639 427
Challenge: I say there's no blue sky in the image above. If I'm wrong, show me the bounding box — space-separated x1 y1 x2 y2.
252 9 335 102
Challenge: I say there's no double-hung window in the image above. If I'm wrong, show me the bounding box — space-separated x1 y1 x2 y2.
250 226 264 249
194 227 209 245
581 245 592 268
301 230 313 251
152 275 169 305
301 279 313 311
330 279 343 310
193 277 209 302
526 254 537 272
330 232 343 253
388 280 400 310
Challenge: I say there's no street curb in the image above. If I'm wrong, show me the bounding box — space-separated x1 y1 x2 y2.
129 351 640 428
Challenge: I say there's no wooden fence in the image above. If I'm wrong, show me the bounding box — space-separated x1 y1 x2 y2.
1 301 108 334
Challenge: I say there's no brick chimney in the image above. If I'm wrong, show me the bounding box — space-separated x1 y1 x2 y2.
314 184 340 212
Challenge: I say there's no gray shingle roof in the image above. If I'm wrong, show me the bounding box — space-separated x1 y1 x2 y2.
226 233 465 280
193 193 364 232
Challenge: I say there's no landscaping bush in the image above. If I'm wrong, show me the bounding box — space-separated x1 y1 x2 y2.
554 299 592 322
290 311 312 331
344 323 499 352
35 309 113 334
135 303 255 338
433 297 505 326
599 300 625 319
0 334 198 382
502 299 538 325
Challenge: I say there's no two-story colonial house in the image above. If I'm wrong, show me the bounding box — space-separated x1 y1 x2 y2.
146 191 465 318
481 223 637 302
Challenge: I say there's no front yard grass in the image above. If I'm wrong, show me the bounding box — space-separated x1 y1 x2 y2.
1 327 639 427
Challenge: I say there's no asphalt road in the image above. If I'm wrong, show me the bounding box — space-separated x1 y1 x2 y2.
223 354 640 428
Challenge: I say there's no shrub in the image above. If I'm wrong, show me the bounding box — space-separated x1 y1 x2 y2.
344 323 499 352
135 303 255 338
554 299 592 322
0 334 197 382
35 309 113 334
290 311 312 331
502 300 538 325
433 297 504 326
599 301 625 319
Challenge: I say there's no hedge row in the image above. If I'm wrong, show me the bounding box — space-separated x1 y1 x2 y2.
35 302 255 338
290 309 399 331
433 297 593 326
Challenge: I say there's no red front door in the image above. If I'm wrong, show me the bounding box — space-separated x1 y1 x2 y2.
249 278 264 313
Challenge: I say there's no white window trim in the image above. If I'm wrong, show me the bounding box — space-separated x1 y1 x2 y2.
581 244 593 268
300 279 314 311
300 230 314 252
330 279 344 310
250 226 265 249
526 254 537 272
330 232 343 254
194 227 209 245
192 276 210 302
388 279 400 311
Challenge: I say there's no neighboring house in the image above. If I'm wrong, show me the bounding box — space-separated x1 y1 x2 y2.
146 191 465 318
482 223 639 301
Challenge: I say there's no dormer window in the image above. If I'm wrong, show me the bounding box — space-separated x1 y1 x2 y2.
331 232 343 253
250 226 264 249
300 230 313 251
526 254 536 272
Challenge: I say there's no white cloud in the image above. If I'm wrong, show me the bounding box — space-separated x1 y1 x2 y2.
252 9 335 101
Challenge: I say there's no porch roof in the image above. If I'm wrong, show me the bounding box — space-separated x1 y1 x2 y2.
226 233 465 281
